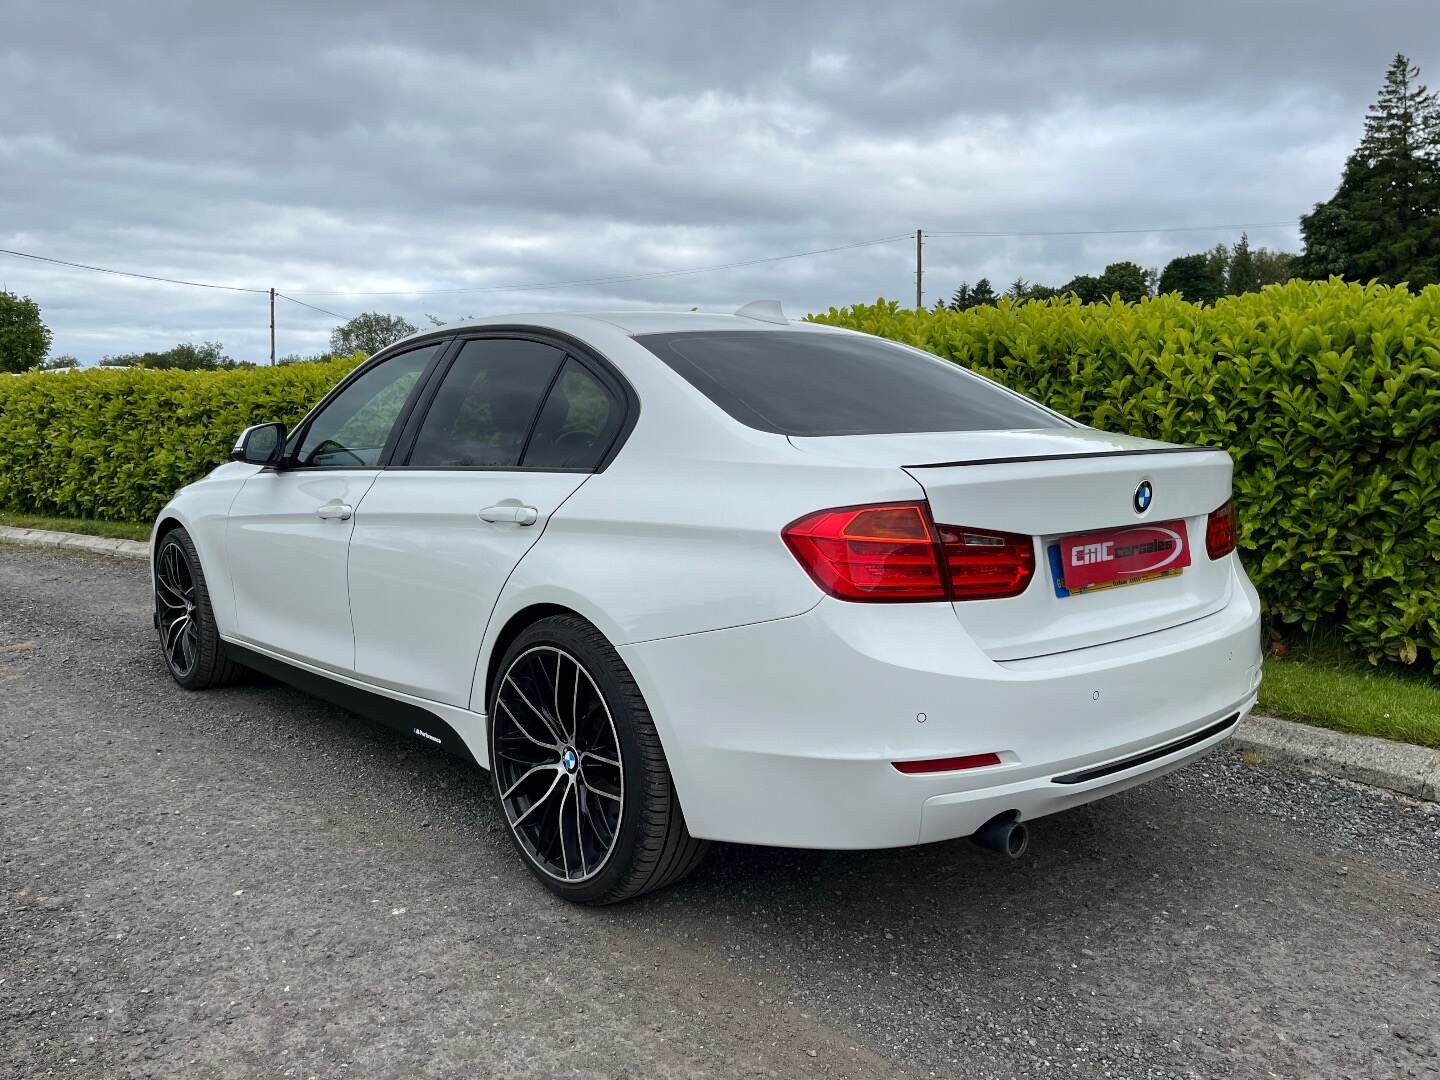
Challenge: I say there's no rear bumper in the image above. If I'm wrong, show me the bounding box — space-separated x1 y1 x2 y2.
618 561 1262 849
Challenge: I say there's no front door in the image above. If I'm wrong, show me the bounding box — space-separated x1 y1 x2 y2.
226 343 442 671
348 338 627 705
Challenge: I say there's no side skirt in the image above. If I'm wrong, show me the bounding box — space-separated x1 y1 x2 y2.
224 642 485 767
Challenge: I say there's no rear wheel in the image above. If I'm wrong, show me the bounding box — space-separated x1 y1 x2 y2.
489 615 707 904
154 528 244 690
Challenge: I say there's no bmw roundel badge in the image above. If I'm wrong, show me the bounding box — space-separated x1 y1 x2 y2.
1133 480 1153 514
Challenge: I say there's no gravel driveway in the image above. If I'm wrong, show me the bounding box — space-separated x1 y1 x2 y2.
2 544 1437 1080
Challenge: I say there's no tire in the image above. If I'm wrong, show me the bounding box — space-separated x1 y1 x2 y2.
488 614 708 904
153 527 245 690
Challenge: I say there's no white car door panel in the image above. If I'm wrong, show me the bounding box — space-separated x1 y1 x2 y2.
222 342 443 671
346 337 627 706
227 469 379 670
348 472 589 703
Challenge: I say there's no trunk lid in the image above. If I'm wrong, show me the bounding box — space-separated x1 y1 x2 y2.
789 429 1236 660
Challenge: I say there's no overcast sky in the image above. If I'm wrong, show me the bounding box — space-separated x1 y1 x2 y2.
2 1 1435 363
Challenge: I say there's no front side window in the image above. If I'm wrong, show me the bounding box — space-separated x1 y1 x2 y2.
408 338 565 468
296 344 439 467
635 330 1065 437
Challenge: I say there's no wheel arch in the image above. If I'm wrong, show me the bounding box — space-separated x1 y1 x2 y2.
148 499 240 637
479 602 587 717
150 514 186 572
153 513 185 540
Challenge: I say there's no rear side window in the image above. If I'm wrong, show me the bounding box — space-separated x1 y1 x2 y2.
635 330 1061 436
522 359 624 470
408 339 564 467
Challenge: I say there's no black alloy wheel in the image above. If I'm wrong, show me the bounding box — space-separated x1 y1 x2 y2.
489 615 707 904
153 528 244 690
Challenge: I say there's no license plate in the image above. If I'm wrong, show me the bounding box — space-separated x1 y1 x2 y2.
1048 519 1190 597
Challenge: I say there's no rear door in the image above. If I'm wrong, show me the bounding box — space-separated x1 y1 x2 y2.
347 336 629 705
225 342 443 671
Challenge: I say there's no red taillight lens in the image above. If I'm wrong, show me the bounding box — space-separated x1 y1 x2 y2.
1206 499 1238 560
782 502 1036 603
936 524 1036 600
781 502 947 601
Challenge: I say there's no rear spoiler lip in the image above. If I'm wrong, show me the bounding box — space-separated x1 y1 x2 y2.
905 445 1229 469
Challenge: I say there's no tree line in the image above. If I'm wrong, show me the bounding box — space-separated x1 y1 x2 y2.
0 309 422 373
942 234 1296 311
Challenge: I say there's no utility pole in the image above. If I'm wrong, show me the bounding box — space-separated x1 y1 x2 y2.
269 287 276 365
915 228 923 310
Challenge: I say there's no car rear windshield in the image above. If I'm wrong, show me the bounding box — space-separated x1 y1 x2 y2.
634 330 1062 436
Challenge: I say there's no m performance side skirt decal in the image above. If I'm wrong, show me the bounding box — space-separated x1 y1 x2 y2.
223 643 479 765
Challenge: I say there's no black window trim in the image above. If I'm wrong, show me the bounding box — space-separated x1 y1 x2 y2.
278 336 455 472
386 327 638 474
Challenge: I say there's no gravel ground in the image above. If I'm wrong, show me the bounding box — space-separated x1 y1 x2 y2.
2 544 1437 1080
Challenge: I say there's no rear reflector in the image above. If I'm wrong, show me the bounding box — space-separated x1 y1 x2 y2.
782 501 1036 603
893 752 1003 774
1205 499 1238 560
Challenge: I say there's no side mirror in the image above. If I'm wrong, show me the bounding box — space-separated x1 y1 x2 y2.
231 422 287 466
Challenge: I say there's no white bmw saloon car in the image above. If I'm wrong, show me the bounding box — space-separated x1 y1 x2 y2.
152 302 1262 904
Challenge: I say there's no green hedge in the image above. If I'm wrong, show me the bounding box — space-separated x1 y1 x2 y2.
0 356 362 523
811 280 1440 671
3 281 1437 670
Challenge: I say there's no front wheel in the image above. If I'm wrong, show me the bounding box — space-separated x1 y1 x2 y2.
489 615 707 904
154 527 244 690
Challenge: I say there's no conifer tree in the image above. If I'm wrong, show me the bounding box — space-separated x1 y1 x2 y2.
1298 54 1440 285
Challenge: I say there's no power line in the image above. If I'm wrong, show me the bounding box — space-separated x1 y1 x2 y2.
275 292 350 321
285 234 917 297
926 220 1298 238
0 236 912 299
2 221 1303 302
0 248 267 293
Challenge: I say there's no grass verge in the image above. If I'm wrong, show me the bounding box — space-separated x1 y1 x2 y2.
0 511 150 543
1260 641 1440 749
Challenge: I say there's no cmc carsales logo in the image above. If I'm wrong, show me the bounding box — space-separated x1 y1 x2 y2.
1060 521 1191 591
1070 528 1183 569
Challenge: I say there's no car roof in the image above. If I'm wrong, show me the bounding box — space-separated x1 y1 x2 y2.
390 308 847 346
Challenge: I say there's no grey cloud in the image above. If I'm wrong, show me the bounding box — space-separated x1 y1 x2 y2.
1 0 1435 361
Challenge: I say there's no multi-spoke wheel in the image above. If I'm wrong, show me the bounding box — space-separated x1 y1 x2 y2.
492 646 624 883
489 615 708 904
155 539 200 678
153 528 244 690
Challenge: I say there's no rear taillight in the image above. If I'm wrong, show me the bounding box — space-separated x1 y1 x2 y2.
782 501 1036 603
781 502 947 601
1206 499 1238 560
935 524 1036 600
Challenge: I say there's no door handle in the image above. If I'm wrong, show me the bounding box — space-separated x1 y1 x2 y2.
315 503 354 521
480 504 539 526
